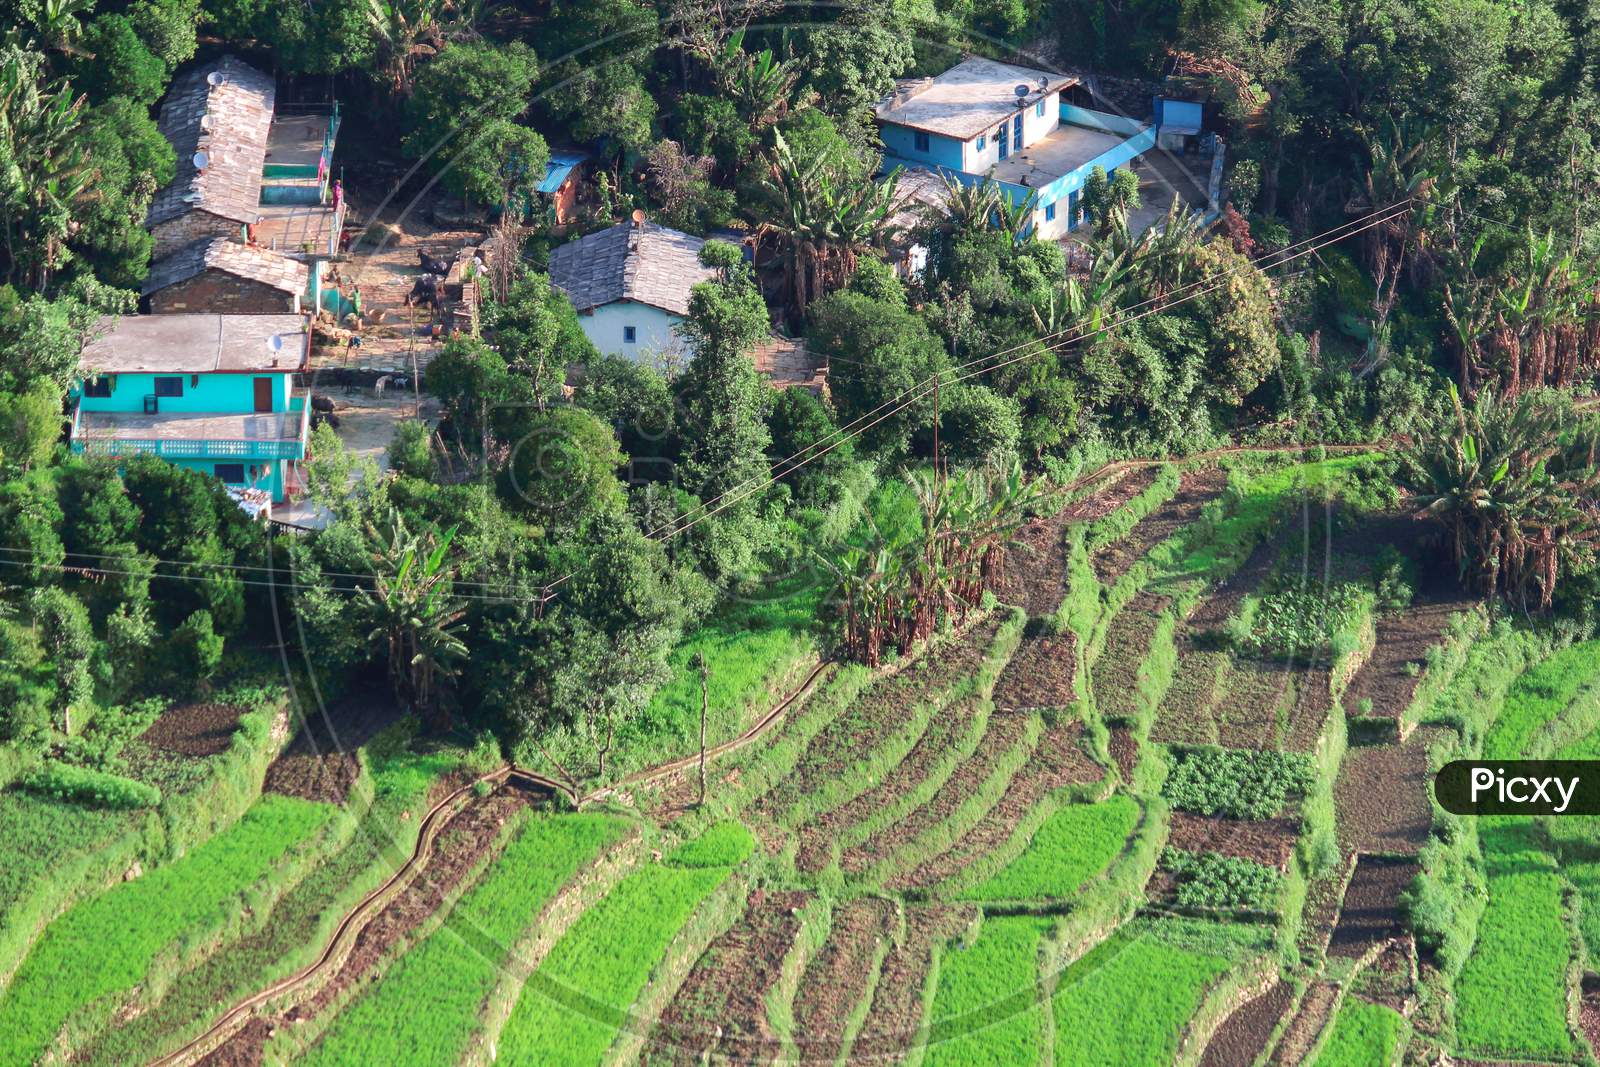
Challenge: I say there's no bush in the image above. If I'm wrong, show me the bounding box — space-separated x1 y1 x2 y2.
20 760 160 810
1162 747 1315 819
388 419 434 479
161 610 224 696
1161 849 1281 911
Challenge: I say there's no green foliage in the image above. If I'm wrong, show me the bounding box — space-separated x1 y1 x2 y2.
1236 578 1371 661
20 760 160 809
1162 747 1315 819
664 820 755 868
961 797 1140 901
0 795 331 1067
574 354 677 469
72 16 166 103
1160 849 1282 911
500 406 627 533
387 419 434 480
161 610 224 696
768 386 853 507
925 916 1055 1067
1309 998 1406 1067
297 812 627 1067
496 862 734 1065
402 42 541 197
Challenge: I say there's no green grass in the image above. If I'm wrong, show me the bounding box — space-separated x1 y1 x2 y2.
960 797 1139 902
73 728 476 1066
1310 998 1406 1067
1454 817 1575 1060
299 812 627 1067
666 819 755 868
1452 648 1588 1061
1051 924 1243 1067
496 835 754 1066
0 794 332 1067
1481 639 1600 761
924 916 1055 1067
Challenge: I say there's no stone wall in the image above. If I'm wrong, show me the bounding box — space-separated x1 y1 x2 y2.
147 269 298 315
151 211 241 260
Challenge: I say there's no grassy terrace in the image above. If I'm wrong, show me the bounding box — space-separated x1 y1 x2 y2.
958 796 1139 902
494 823 755 1066
924 916 1056 1067
0 794 333 1067
1309 997 1407 1067
298 812 628 1066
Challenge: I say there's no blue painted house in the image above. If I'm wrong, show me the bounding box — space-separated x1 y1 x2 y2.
71 314 311 505
875 57 1161 240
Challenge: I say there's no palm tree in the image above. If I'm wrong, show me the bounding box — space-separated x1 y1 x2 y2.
360 512 469 727
755 128 902 316
366 0 444 95
1404 384 1600 612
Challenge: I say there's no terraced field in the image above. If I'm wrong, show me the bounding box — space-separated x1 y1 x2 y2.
24 452 1598 1067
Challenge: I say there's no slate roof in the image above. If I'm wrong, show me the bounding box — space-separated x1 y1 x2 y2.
141 237 309 297
547 221 717 316
78 314 308 375
875 57 1077 141
148 56 276 228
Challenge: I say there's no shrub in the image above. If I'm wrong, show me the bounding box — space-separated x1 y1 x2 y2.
1161 849 1281 911
1237 578 1368 661
1161 748 1314 819
20 760 161 810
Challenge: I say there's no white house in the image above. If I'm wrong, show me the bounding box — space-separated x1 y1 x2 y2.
547 218 717 363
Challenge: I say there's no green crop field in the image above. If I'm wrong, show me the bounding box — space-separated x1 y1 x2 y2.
299 812 627 1066
494 825 754 1066
924 916 1055 1067
1481 639 1600 761
1309 998 1406 1067
1050 924 1243 1067
0 794 332 1067
960 797 1139 901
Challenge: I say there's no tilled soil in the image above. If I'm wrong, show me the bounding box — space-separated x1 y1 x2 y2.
849 905 975 1063
1354 940 1415 1012
1092 469 1230 585
1296 855 1355 966
641 890 811 1065
991 631 1076 711
1267 980 1339 1067
892 720 1102 890
996 515 1074 619
264 686 404 804
1579 976 1600 1058
139 701 247 757
756 618 1003 826
1198 980 1296 1067
791 897 898 1064
1061 465 1160 523
1107 723 1139 782
1093 591 1172 723
794 682 988 873
197 789 528 1066
843 712 1037 878
1167 811 1300 871
1335 730 1440 855
1345 594 1474 721
1328 855 1418 959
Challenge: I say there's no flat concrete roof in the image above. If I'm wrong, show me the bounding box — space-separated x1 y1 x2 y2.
990 123 1125 187
264 113 329 170
79 314 309 375
253 201 342 258
77 408 304 442
875 57 1077 141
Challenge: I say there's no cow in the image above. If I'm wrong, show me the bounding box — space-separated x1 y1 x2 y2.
405 273 443 308
416 250 451 277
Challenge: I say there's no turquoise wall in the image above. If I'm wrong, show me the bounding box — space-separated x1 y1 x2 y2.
879 122 967 171
79 371 294 414
165 456 286 499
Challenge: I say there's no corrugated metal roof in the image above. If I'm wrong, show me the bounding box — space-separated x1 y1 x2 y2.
538 150 587 194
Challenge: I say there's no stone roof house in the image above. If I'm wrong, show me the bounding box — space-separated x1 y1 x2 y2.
547 220 719 358
143 237 309 314
147 56 276 259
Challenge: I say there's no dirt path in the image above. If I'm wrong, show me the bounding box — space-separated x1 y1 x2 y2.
640 890 810 1065
1199 980 1296 1067
791 898 898 1064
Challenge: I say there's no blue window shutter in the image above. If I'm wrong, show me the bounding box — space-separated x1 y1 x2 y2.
914 130 929 152
623 326 637 343
977 134 986 150
1036 100 1045 117
1045 202 1056 221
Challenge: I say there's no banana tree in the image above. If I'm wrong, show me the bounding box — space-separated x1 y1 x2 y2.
360 512 468 728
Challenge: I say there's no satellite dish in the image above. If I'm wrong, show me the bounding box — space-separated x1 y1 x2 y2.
199 113 213 132
1038 76 1049 90
192 150 209 170
1014 84 1030 98
207 70 224 87
268 334 284 353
